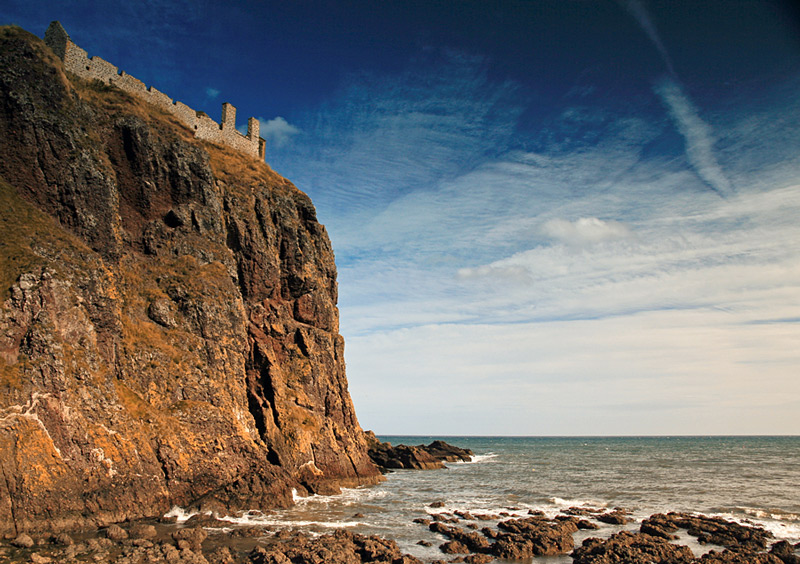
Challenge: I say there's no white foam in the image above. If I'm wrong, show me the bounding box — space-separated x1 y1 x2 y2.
216 512 366 529
291 486 387 507
709 510 800 543
163 506 200 523
452 452 498 464
548 497 608 510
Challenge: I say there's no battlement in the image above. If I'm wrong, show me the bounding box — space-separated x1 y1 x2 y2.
44 21 266 161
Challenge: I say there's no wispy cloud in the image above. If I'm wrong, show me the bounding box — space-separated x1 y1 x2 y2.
205 87 220 99
540 217 631 247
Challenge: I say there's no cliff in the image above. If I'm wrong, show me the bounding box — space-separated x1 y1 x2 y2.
0 25 381 536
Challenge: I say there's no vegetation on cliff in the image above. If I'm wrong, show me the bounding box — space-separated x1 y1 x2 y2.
0 25 381 535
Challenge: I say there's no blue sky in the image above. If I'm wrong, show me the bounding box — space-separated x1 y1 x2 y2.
4 1 800 435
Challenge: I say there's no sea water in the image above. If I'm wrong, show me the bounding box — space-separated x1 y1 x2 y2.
200 436 800 562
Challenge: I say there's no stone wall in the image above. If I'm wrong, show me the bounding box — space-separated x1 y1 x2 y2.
44 21 266 161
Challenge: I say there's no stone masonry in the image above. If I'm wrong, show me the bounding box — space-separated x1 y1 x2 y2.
44 21 266 161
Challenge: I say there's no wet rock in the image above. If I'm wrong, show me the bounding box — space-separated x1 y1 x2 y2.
105 524 129 541
698 549 783 563
596 509 632 525
770 540 800 564
173 527 208 551
491 515 577 558
365 432 472 471
129 523 158 540
572 531 695 564
413 518 432 526
52 532 73 546
641 514 681 540
655 512 773 551
464 555 493 564
429 522 490 553
441 540 470 554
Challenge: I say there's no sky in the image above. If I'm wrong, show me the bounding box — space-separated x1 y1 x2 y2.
3 1 800 436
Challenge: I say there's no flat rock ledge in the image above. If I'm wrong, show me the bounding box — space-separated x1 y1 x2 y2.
365 431 474 472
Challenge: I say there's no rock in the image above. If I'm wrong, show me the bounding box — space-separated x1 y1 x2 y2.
651 512 773 551
770 540 800 564
11 533 35 548
52 532 74 546
641 514 680 540
147 298 177 327
596 509 632 525
172 527 208 551
0 25 382 537
430 502 447 508
365 432 473 472
464 555 493 564
488 515 578 558
441 540 470 554
698 549 784 563
207 546 236 564
413 518 432 526
105 524 129 541
417 540 432 547
572 531 695 564
129 524 158 540
29 553 51 564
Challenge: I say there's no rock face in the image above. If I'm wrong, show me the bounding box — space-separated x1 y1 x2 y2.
0 25 381 535
365 432 473 471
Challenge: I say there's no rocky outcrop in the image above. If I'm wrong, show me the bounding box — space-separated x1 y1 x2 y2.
0 25 381 536
640 513 774 551
572 531 695 564
365 431 473 471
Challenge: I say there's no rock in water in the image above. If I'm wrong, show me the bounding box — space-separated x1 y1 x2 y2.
365 431 473 471
0 24 381 535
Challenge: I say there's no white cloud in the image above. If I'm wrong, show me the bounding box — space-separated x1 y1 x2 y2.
205 86 220 99
540 217 631 247
259 116 301 148
262 45 800 435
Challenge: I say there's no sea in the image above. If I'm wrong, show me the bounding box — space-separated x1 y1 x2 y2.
174 436 800 562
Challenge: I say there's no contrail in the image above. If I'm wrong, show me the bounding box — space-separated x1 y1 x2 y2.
621 0 732 197
654 78 732 198
620 0 676 77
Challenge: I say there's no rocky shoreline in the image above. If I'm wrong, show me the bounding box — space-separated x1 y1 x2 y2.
2 503 798 564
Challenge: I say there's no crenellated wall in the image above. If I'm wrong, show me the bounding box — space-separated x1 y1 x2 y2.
44 21 266 161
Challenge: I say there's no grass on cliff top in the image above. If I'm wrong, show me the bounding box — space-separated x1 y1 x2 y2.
0 25 67 75
0 176 94 301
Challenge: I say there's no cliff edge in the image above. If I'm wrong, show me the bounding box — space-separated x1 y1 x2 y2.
0 25 381 535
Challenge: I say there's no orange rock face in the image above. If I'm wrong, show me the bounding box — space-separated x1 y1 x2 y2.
0 26 381 535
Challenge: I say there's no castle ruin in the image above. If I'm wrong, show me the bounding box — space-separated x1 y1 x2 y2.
44 21 266 161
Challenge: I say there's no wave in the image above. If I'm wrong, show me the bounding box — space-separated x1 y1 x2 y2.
163 506 200 523
453 452 498 464
216 512 367 529
291 486 388 507
548 497 608 510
